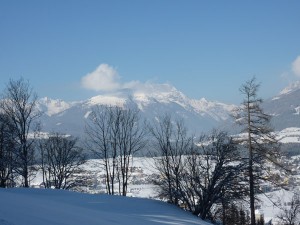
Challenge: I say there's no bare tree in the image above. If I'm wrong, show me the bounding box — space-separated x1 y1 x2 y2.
149 115 192 205
149 115 245 221
233 77 280 225
85 105 146 196
0 113 16 187
183 130 245 221
116 108 147 196
38 133 85 189
0 78 41 187
86 105 118 195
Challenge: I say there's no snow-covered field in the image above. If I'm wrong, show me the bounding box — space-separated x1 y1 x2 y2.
8 127 300 224
31 157 160 198
27 153 300 224
0 188 211 225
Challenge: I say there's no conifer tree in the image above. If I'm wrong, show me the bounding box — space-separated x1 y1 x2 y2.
234 77 280 225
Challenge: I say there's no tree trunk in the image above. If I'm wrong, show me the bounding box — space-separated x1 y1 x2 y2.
247 100 256 225
249 148 255 225
24 170 29 187
0 178 6 188
24 156 29 187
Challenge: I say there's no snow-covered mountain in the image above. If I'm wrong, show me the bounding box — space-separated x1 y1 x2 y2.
38 83 235 137
37 81 300 138
37 97 74 116
263 81 300 130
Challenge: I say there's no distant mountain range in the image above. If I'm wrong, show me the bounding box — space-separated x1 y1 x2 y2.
37 82 300 138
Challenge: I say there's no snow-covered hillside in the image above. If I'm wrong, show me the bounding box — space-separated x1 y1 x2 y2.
0 188 211 225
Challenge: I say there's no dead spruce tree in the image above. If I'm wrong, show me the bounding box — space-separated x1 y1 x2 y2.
0 78 41 187
38 133 85 189
233 77 280 225
85 105 146 196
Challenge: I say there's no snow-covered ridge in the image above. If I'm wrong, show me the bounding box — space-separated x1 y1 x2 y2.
279 81 300 96
132 83 190 106
87 95 126 107
131 83 235 120
271 81 300 101
38 83 235 122
190 98 236 121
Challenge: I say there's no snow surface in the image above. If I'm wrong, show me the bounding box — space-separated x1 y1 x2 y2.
294 106 300 115
0 188 211 225
87 95 126 107
276 127 300 143
234 127 300 144
258 189 297 224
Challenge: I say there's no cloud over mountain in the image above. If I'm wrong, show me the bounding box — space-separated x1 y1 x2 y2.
81 64 121 91
81 63 141 92
80 63 180 96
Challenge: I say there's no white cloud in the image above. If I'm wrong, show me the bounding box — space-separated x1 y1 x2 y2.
292 56 300 77
81 64 121 91
80 63 173 96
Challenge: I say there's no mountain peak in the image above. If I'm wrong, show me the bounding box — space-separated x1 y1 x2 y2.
38 97 72 116
279 81 300 95
87 95 127 107
133 83 182 98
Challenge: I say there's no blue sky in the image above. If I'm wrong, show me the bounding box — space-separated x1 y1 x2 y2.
1 1 300 104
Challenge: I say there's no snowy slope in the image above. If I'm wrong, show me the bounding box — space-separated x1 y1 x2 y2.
0 188 211 225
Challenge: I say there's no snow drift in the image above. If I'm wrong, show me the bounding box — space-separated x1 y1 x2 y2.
0 188 211 225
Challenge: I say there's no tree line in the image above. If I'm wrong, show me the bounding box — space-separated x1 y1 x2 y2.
0 78 86 189
0 77 292 225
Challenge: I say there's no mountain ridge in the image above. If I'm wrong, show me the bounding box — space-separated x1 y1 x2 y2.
37 83 235 136
37 82 300 137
